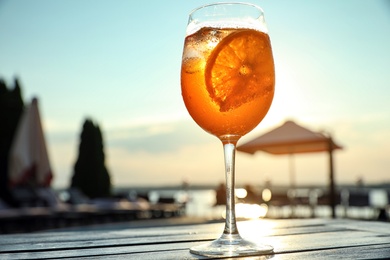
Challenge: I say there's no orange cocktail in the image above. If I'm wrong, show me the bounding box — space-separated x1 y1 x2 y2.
181 3 275 257
181 27 275 139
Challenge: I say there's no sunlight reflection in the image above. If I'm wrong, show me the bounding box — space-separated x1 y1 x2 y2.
262 188 272 202
236 203 269 219
237 219 291 253
235 188 248 199
238 219 277 239
221 203 269 219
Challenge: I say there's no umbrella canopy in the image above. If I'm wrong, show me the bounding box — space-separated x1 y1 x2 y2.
8 97 53 187
237 120 343 218
237 120 342 155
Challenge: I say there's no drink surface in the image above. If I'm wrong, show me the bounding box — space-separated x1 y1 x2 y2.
181 27 275 139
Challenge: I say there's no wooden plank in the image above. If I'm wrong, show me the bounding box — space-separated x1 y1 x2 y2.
1 228 389 259
0 217 343 245
1 219 389 259
1 237 390 260
331 220 390 234
272 244 390 260
0 218 347 245
36 243 389 260
0 242 193 260
0 219 349 253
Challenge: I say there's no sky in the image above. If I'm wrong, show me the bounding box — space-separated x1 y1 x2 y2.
1 0 389 189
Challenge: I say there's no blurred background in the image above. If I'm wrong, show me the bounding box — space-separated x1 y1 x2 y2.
0 0 389 232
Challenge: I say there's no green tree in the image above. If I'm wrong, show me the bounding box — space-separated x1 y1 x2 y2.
0 77 24 206
71 119 111 198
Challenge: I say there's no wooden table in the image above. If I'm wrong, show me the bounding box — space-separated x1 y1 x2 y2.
0 218 389 259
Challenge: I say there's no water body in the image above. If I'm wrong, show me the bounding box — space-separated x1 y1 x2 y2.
115 186 389 220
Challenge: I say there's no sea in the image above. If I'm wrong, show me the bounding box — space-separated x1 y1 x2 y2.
114 184 390 221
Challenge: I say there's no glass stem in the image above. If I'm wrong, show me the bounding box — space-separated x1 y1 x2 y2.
223 142 240 236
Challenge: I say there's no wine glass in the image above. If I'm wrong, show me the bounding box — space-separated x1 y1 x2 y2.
181 2 275 257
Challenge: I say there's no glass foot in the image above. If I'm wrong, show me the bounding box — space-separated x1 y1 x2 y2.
190 234 273 257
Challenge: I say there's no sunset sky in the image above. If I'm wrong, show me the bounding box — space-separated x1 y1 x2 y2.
1 0 389 189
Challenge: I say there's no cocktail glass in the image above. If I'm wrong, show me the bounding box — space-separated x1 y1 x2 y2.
181 2 275 257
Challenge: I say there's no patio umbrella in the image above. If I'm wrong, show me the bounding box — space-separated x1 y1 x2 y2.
8 97 53 187
237 120 343 218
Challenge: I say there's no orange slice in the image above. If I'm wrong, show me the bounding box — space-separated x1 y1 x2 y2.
205 29 273 112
